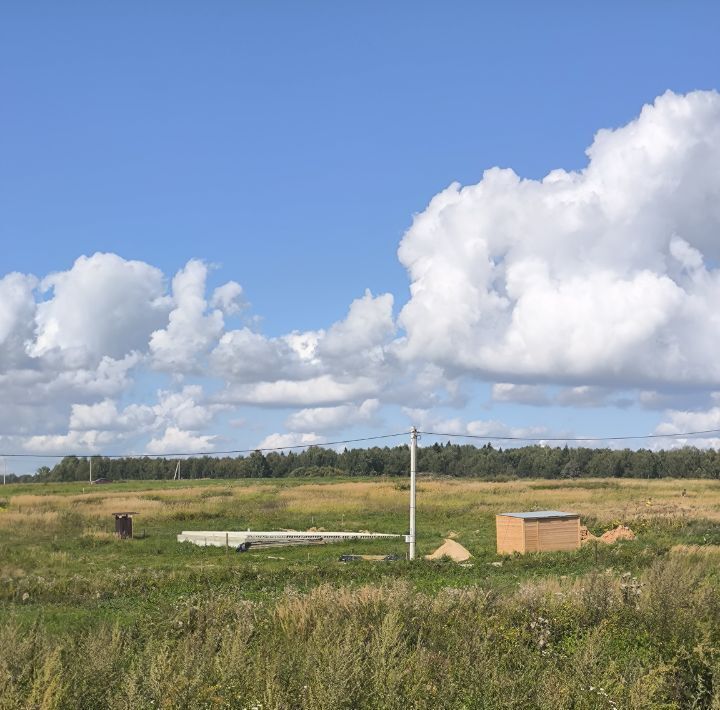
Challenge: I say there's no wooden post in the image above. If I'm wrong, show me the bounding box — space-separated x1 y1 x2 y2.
577 518 581 548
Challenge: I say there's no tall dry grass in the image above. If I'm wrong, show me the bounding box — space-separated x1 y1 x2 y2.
2 557 720 709
4 477 719 531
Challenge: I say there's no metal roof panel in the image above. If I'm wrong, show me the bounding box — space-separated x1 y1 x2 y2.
499 510 578 519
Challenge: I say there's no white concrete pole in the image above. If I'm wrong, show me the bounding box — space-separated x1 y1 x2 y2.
409 426 417 560
89 457 92 484
2 458 6 485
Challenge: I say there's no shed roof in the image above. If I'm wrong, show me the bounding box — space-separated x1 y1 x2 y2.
499 510 578 519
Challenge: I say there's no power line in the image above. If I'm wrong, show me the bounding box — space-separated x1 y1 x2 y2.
3 426 720 462
0 432 409 459
418 428 720 443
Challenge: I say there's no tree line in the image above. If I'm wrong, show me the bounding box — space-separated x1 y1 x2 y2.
6 441 720 483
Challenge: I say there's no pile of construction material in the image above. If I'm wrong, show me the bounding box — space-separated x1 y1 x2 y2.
581 525 636 544
339 554 401 562
425 539 472 562
177 530 401 550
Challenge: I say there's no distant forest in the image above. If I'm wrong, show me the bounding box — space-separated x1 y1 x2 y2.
7 442 720 483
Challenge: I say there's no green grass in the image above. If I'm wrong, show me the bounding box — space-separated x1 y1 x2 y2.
3 476 720 627
4 477 720 707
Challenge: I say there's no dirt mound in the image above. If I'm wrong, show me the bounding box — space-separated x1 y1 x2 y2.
580 526 598 543
600 525 636 543
425 539 472 562
581 524 635 545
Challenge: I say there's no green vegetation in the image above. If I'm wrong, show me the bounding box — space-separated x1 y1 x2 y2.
3 477 720 708
8 441 720 483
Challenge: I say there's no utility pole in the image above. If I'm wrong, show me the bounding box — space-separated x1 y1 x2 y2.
89 456 93 484
409 426 417 560
2 458 6 485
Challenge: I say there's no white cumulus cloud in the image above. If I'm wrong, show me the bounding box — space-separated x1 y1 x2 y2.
152 385 222 430
69 400 154 432
212 289 399 406
655 407 720 435
397 90 720 389
210 328 316 383
149 259 225 370
320 290 395 360
492 383 549 406
218 375 380 407
403 407 549 441
29 253 168 365
146 426 217 455
255 431 322 450
0 272 37 368
23 429 117 455
210 281 246 315
285 398 380 432
653 405 720 449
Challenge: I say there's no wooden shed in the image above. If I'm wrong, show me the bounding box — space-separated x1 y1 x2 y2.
496 510 580 554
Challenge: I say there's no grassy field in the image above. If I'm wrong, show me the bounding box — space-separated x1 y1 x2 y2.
3 476 720 708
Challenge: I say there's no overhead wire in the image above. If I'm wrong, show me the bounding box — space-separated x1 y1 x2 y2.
2 428 719 461
0 431 409 459
418 428 720 442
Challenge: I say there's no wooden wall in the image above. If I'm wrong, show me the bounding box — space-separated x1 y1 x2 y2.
496 515 525 554
536 517 580 551
496 515 580 554
524 519 539 552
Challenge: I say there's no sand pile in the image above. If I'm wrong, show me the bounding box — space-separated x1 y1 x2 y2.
600 525 636 543
425 539 472 562
582 525 636 544
580 526 597 542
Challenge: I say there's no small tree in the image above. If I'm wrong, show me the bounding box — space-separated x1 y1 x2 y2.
246 450 272 478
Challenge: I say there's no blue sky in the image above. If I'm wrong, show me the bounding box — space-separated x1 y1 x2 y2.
2 2 720 471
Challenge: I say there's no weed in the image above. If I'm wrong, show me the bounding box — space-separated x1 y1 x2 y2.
3 477 720 707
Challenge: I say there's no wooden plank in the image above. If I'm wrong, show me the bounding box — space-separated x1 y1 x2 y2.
496 515 524 554
537 519 581 551
524 519 539 552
